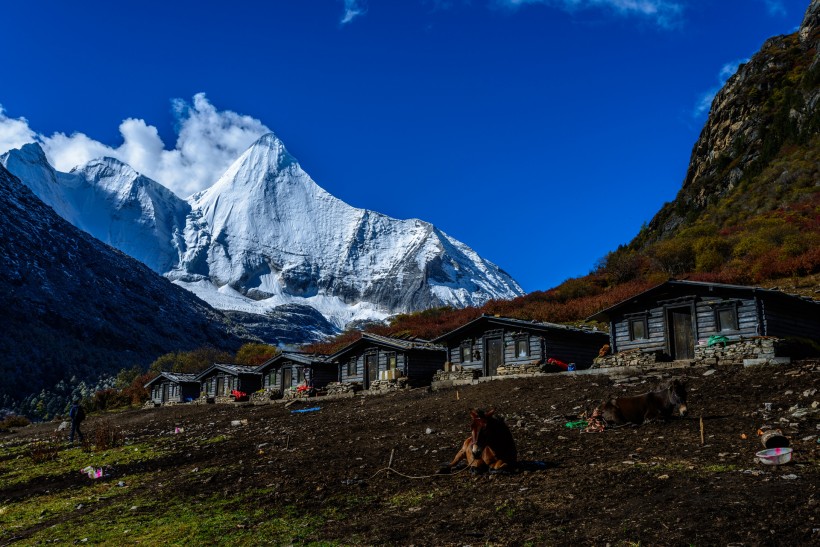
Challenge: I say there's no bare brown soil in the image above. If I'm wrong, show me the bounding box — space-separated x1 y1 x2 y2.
4 361 819 545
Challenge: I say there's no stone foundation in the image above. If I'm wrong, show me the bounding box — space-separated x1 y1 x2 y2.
593 350 664 369
368 378 409 393
251 389 281 404
325 382 361 396
694 337 787 366
433 369 481 382
496 361 543 375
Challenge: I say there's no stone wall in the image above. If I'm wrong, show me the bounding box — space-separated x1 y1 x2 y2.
496 361 543 376
593 350 664 369
368 378 409 393
693 337 785 366
251 389 281 404
433 369 480 382
324 382 361 396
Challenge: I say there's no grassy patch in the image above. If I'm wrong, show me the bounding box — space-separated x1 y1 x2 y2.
0 439 167 489
389 489 434 509
0 471 151 541
27 491 336 545
203 434 231 445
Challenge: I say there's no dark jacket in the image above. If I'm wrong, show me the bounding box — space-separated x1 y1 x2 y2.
69 403 86 423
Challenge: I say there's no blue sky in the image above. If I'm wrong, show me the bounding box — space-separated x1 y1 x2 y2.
0 0 810 293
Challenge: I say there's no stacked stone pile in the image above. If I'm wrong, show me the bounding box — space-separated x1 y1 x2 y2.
593 350 663 369
433 369 480 382
496 361 543 375
694 337 784 366
324 382 360 396
250 390 280 404
368 378 409 393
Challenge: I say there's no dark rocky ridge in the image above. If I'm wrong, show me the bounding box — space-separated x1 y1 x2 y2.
0 163 250 407
643 0 819 240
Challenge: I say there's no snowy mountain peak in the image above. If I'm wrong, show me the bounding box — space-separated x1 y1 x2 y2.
1 142 73 214
4 130 524 331
72 156 140 181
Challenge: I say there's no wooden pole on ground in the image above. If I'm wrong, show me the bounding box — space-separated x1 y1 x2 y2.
700 416 705 445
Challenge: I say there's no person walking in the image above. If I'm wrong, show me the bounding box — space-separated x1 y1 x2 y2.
69 399 86 445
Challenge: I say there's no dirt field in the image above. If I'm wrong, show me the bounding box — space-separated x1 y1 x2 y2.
2 361 819 546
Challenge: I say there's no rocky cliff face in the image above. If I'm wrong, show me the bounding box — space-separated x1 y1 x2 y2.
645 0 819 239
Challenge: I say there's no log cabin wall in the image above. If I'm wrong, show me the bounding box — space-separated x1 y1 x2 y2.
308 363 339 388
333 336 445 388
439 318 607 373
609 295 762 358
761 296 820 341
237 373 261 393
405 350 446 387
596 281 820 361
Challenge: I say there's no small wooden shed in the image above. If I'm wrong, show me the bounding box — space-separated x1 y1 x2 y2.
144 372 200 404
195 363 262 400
432 314 609 375
330 333 446 389
587 280 820 362
255 352 336 395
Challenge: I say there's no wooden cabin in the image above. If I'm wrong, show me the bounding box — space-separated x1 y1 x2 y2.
144 372 200 405
254 352 336 395
195 363 262 401
330 333 446 389
587 280 820 363
433 315 609 375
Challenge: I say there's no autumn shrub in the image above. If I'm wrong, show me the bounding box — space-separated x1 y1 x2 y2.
89 389 129 412
235 343 280 366
0 414 31 429
648 239 696 275
93 419 125 451
29 433 61 463
150 346 234 375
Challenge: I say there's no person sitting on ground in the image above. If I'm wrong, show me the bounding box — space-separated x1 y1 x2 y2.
69 399 86 445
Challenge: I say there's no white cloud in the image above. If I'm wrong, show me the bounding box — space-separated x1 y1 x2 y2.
0 93 271 197
493 0 684 27
693 59 748 118
340 0 367 25
0 107 37 154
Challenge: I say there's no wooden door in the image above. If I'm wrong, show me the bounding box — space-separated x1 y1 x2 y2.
365 353 379 388
282 368 292 390
485 337 503 376
162 383 169 403
216 377 224 396
670 309 695 360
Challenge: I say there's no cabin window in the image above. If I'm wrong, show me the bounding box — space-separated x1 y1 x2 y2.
629 317 648 340
716 306 738 332
514 336 530 358
460 342 472 363
347 359 357 376
297 368 305 383
386 352 397 370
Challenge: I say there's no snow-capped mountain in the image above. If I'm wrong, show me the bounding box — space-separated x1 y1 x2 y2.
3 133 524 328
1 144 189 273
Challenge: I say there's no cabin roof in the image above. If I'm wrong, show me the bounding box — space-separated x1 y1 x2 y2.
329 332 444 361
255 352 331 372
194 363 261 381
587 279 820 323
431 314 604 343
143 372 199 388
